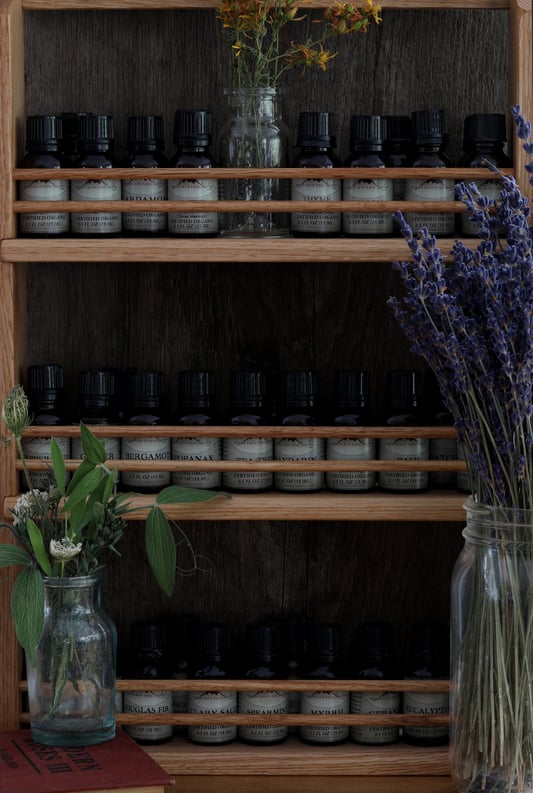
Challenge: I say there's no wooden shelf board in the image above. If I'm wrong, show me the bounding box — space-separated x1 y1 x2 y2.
20 1 511 10
162 776 456 793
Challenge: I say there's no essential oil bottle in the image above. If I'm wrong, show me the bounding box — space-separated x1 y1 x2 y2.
19 114 69 237
291 112 341 237
167 613 197 735
403 622 449 746
122 114 168 236
60 111 92 161
71 369 121 471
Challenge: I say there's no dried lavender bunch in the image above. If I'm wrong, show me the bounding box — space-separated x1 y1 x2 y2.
388 105 533 510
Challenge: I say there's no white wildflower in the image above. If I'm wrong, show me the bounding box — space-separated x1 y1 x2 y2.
12 490 49 528
49 538 83 561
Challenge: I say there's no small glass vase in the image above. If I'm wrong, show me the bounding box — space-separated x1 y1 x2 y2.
219 87 289 237
26 575 117 747
450 499 533 793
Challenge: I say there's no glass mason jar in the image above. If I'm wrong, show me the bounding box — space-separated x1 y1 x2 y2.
26 575 117 746
450 499 533 793
219 87 289 237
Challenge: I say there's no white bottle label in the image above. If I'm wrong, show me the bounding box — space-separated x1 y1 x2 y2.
350 691 400 744
168 177 219 235
123 690 172 742
72 435 121 461
274 437 324 491
343 177 393 235
300 691 349 743
403 690 449 740
291 177 341 233
172 436 222 489
222 437 273 490
326 437 376 491
429 437 458 487
122 177 167 232
378 438 429 491
405 177 455 234
70 178 122 234
19 179 69 234
21 437 71 489
121 436 171 489
188 690 237 744
238 690 288 743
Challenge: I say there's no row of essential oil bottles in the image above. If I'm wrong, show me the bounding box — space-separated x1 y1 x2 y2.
21 364 470 495
117 616 449 748
19 109 510 238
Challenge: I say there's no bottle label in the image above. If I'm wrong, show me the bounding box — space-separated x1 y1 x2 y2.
405 177 455 234
122 177 167 232
71 436 120 462
223 437 273 490
21 437 71 489
350 691 401 744
70 178 122 234
188 690 238 744
326 437 376 492
300 691 349 743
121 436 171 489
403 690 449 740
172 436 222 489
343 178 393 235
460 179 501 235
123 690 173 742
291 177 341 233
238 690 288 743
429 437 458 487
19 179 69 234
378 438 429 491
274 437 324 492
168 178 219 235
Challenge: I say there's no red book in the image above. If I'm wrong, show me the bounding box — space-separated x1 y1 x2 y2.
0 729 174 793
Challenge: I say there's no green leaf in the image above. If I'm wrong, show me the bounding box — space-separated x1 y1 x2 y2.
65 458 96 497
26 518 52 576
51 437 67 495
62 467 104 514
79 423 107 466
12 567 44 665
0 544 33 568
155 485 224 505
145 506 176 597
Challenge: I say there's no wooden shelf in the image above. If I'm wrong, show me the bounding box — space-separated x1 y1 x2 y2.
19 0 511 10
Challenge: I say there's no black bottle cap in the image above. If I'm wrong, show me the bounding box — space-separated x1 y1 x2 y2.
463 113 507 146
127 370 163 403
356 621 394 661
382 114 412 144
349 114 383 150
127 115 165 150
132 620 167 653
386 369 420 411
80 369 115 398
79 114 114 145
193 622 231 657
27 364 64 392
174 109 212 147
279 370 318 407
230 370 267 408
296 111 336 148
246 622 282 659
335 370 368 409
25 115 63 148
178 370 215 409
411 109 448 145
307 622 342 661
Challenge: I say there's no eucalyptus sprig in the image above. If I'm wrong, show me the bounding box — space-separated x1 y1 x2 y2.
0 385 226 664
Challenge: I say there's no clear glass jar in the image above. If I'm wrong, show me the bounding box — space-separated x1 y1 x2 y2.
219 88 289 237
450 499 533 793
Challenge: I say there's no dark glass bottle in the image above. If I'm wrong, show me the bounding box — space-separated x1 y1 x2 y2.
350 621 400 745
222 370 273 493
21 364 70 491
239 622 288 746
459 113 511 236
166 613 197 735
378 369 429 493
300 622 349 746
326 370 376 493
278 614 307 734
291 112 341 237
72 369 121 469
121 370 171 493
274 370 323 493
19 114 69 237
188 622 237 745
70 114 122 236
343 114 393 237
60 111 92 161
172 370 221 490
168 109 218 237
403 622 449 746
405 109 455 236
382 114 413 234
124 620 173 745
122 115 168 236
